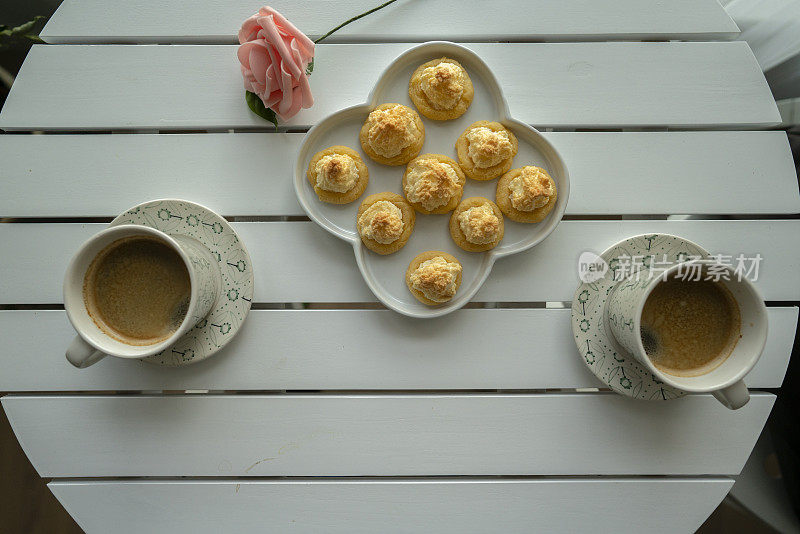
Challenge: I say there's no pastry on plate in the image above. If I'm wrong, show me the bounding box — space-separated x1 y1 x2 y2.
356 192 416 255
496 165 558 223
306 145 369 204
402 154 466 215
455 121 518 181
449 197 504 252
359 103 425 166
408 57 474 121
405 251 463 306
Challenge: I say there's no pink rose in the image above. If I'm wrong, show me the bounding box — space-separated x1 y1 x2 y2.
237 6 315 120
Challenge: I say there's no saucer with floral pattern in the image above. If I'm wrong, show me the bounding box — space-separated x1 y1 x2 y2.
571 233 709 400
110 199 254 366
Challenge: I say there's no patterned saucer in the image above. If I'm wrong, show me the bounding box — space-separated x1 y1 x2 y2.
571 234 709 400
110 199 254 366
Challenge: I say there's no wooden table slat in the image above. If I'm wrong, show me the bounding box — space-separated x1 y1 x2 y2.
1 220 797 304
0 307 794 391
0 42 779 131
40 0 740 44
0 131 796 217
49 478 734 534
2 393 774 477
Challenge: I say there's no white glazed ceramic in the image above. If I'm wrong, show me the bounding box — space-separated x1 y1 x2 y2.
64 224 221 368
295 41 569 318
571 234 710 401
108 199 255 367
605 259 768 410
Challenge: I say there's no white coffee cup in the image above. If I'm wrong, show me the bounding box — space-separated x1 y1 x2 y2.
64 225 221 368
605 259 768 410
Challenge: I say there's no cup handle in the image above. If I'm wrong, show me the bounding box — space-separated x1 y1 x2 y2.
66 336 106 369
712 380 750 410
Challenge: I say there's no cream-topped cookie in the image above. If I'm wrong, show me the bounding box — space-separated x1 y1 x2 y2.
466 127 514 169
509 165 556 211
359 103 425 166
449 197 504 252
496 166 558 223
455 121 518 180
314 153 359 193
306 146 369 204
402 154 466 215
409 57 474 121
405 251 463 305
356 192 416 255
358 200 403 244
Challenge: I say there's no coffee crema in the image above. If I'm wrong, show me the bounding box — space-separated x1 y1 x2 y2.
83 236 191 346
640 277 741 377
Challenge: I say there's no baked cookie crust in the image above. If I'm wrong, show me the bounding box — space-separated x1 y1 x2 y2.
449 197 505 252
495 166 558 223
408 57 474 121
356 192 416 255
306 145 369 204
359 103 425 166
455 120 518 181
405 250 463 306
402 153 466 215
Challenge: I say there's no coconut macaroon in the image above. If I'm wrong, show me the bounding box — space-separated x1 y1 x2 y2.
402 154 466 215
359 103 425 166
405 251 463 305
408 57 474 121
306 145 369 204
496 165 558 223
455 121 518 181
449 197 504 252
356 192 416 255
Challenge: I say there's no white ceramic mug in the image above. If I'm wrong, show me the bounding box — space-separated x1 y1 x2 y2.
63 225 221 368
605 259 768 410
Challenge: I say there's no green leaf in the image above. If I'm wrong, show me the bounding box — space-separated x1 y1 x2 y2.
0 15 47 50
245 91 279 131
306 58 314 75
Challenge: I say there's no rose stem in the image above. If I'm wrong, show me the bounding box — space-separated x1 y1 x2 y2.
313 0 400 44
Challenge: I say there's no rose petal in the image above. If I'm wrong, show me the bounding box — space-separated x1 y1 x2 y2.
248 45 269 86
260 6 315 58
257 14 301 79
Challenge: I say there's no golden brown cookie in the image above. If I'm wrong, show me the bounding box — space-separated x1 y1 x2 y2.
496 166 558 223
356 192 416 255
402 154 466 215
408 57 474 121
449 197 505 252
359 103 425 166
306 145 369 204
455 121 518 181
405 251 463 306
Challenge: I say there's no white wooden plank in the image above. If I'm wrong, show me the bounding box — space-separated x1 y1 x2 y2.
1 131 796 217
726 0 800 70
1 393 775 476
40 0 740 45
1 220 797 304
0 307 793 391
0 42 779 131
48 478 734 534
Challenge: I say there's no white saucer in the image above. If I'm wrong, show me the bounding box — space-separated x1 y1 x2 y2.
571 234 709 400
110 199 254 367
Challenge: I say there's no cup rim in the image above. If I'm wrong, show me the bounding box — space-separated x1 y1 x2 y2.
630 258 767 392
63 224 200 359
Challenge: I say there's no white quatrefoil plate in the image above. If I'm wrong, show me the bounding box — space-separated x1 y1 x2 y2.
295 41 569 318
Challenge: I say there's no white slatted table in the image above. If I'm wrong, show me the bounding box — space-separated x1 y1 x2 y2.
0 1 798 532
